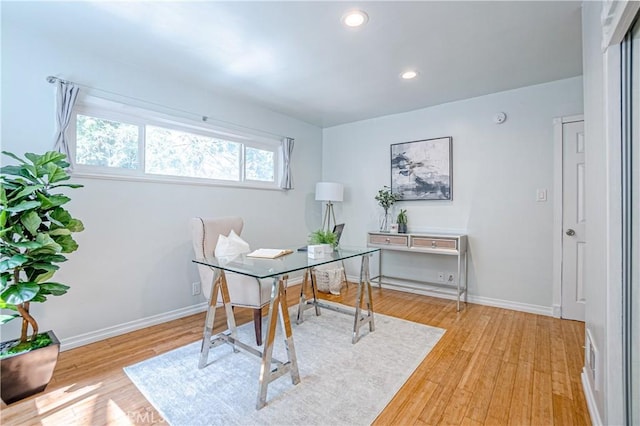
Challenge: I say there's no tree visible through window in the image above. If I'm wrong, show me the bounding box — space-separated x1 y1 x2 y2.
145 126 240 181
72 102 278 187
246 146 274 181
76 115 138 169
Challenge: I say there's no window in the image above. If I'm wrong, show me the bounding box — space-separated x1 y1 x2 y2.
70 97 280 188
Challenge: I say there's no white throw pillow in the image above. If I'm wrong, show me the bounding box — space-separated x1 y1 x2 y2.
215 229 251 258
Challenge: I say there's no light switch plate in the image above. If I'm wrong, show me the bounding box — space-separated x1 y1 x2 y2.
536 189 547 202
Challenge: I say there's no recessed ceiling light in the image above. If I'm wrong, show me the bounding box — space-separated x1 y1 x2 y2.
401 70 418 80
342 10 369 28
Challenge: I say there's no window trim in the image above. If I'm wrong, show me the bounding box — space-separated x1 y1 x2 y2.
69 97 282 190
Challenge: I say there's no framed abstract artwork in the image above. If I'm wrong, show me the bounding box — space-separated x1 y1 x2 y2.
390 136 453 201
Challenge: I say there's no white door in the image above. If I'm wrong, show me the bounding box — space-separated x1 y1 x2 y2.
561 120 586 321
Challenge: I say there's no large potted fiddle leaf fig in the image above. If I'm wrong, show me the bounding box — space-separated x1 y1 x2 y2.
0 151 84 404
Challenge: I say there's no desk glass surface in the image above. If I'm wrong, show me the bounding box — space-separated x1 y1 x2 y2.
193 246 379 279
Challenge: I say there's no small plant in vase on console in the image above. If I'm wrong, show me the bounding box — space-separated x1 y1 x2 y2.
375 186 399 232
397 209 408 233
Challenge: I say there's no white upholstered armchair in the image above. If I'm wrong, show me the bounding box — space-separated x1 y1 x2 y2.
191 217 272 346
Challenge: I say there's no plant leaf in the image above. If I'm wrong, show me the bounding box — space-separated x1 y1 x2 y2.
0 298 18 310
38 282 69 296
50 183 84 189
0 254 28 272
29 233 62 255
11 184 44 201
53 194 71 209
66 218 84 232
34 270 55 283
44 163 70 184
0 165 26 177
0 314 19 324
49 207 71 225
30 151 66 167
2 151 27 164
52 234 78 253
0 164 37 181
21 210 42 235
46 194 71 208
30 253 66 263
31 293 47 303
1 282 39 304
6 200 41 213
49 227 71 236
7 240 42 249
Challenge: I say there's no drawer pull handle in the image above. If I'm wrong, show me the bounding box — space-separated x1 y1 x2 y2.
385 238 390 243
431 240 437 248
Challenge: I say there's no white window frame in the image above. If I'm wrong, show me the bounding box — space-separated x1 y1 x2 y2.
69 97 281 190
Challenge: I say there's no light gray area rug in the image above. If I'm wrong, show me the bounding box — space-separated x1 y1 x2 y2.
124 304 445 426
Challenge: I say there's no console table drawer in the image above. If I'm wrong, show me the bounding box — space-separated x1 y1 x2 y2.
369 234 409 247
411 236 457 250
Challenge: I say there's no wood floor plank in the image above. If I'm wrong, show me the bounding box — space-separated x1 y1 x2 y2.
463 354 502 423
484 360 518 424
534 315 553 374
508 361 534 425
532 370 554 425
1 285 590 425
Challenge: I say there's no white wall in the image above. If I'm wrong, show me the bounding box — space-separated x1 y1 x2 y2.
322 77 583 312
1 17 323 345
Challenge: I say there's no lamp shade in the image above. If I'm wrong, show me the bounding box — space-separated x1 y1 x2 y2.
315 182 344 202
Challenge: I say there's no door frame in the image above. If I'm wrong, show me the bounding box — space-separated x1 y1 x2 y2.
552 114 584 319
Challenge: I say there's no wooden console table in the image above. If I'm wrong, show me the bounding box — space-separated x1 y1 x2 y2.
367 231 468 311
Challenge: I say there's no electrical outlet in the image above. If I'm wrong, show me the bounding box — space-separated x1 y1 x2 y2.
447 273 455 283
437 272 445 282
192 282 201 296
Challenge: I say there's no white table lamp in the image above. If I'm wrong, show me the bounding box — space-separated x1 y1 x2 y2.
315 182 343 231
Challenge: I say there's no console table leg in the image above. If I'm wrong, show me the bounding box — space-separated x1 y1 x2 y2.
457 254 462 312
464 252 469 304
378 250 382 288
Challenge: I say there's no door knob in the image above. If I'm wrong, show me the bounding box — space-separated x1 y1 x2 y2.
566 229 576 236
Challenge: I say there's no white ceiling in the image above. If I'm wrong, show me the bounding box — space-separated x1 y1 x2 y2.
4 1 583 128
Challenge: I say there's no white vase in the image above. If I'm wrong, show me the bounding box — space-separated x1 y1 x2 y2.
320 243 333 254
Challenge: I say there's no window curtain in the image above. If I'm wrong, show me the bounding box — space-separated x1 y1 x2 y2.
52 80 79 169
280 137 294 190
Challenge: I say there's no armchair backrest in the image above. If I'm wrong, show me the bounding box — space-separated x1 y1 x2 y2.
191 217 244 299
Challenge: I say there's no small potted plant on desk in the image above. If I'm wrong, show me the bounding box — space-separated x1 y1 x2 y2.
0 151 84 404
397 209 408 234
308 229 338 253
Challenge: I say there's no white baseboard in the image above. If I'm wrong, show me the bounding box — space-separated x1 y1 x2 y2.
60 276 305 352
468 294 553 316
581 368 602 425
357 276 554 317
61 274 557 352
60 302 209 351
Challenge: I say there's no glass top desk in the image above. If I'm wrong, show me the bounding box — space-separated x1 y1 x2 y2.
192 246 379 409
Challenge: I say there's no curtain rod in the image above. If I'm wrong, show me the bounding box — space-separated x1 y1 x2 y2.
46 76 290 140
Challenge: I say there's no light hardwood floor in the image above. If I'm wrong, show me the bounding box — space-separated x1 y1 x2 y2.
0 284 590 425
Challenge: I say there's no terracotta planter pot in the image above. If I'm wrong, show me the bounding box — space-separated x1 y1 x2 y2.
0 330 60 404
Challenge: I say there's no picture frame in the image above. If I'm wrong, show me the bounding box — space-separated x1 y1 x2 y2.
390 136 453 201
